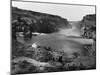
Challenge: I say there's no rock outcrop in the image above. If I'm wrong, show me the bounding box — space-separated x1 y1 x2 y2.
12 7 70 34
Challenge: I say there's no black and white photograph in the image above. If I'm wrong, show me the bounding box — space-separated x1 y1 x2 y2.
11 0 96 75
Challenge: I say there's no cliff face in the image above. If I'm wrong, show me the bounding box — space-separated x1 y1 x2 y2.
80 14 96 57
12 7 69 34
80 14 96 40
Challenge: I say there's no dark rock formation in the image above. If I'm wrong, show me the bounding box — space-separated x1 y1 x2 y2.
12 7 70 40
80 14 96 40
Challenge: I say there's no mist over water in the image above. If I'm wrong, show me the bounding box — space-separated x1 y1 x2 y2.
58 21 81 37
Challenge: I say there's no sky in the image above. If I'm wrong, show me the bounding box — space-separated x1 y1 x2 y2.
12 1 95 21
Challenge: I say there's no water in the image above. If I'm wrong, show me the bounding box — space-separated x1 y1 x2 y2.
58 21 81 37
31 21 93 56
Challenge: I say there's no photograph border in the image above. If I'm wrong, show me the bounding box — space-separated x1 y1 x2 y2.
10 0 96 74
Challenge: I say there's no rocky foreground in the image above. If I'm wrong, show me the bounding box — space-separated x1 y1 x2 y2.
12 33 96 74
